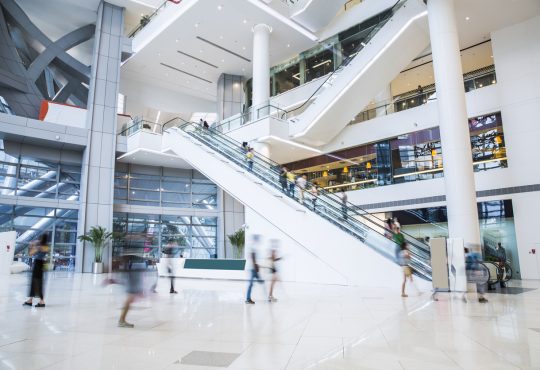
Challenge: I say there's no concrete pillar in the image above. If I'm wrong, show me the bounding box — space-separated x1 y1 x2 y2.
76 2 124 272
252 24 272 109
427 0 481 248
217 74 245 121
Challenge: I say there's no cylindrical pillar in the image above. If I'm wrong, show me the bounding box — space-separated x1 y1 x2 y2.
252 24 272 109
427 0 481 248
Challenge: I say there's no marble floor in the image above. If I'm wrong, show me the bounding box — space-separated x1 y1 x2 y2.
0 273 539 370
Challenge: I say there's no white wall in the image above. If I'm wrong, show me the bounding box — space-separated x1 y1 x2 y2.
120 77 216 119
490 15 540 279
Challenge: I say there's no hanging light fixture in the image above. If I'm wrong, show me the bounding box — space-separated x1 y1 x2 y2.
342 166 349 173
366 162 372 170
322 170 328 177
495 135 502 144
431 148 437 157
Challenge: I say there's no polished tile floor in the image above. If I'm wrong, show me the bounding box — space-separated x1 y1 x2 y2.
0 273 539 370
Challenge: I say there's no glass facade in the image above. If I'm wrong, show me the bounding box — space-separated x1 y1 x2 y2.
0 204 78 271
395 200 520 279
114 164 218 209
112 213 218 268
0 140 81 201
285 112 506 192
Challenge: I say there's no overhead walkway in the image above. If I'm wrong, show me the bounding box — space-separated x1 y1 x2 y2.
160 119 432 286
284 0 429 146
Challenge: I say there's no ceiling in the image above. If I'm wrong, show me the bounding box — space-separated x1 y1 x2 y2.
121 0 318 102
15 0 161 65
117 148 192 168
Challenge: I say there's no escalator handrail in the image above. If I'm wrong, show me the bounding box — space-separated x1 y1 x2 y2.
168 120 432 274
279 0 405 120
176 124 432 277
163 116 431 252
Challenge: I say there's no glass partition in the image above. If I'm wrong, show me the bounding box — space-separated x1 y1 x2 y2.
112 213 218 267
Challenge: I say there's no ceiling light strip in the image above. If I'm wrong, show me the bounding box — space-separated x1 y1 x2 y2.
160 62 213 83
196 36 251 62
177 51 219 68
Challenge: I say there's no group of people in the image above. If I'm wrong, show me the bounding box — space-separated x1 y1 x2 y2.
279 167 323 210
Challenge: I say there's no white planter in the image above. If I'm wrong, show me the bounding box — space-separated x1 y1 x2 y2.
92 262 103 274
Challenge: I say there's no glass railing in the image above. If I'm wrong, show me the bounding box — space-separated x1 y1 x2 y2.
161 118 432 280
127 0 182 38
351 64 497 125
281 0 405 119
118 117 164 136
215 103 288 134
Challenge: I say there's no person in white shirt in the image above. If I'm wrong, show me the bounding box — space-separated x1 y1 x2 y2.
296 175 307 204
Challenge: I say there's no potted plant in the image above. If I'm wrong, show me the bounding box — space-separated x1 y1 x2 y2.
78 226 113 274
227 228 245 259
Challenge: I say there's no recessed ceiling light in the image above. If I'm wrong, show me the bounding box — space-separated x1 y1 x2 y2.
157 52 161 56
242 68 245 72
195 23 199 27
490 55 493 58
175 39 179 43
243 19 247 24
219 35 224 39
217 5 223 10
221 59 225 62
242 46 246 50
286 44 290 48
140 13 144 16
465 16 470 21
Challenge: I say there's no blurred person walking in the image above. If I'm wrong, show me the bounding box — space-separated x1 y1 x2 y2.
310 183 319 211
23 234 49 308
385 218 394 239
398 242 413 297
340 189 348 220
279 167 288 193
286 171 296 197
464 248 489 303
267 239 282 302
246 148 254 172
296 174 307 204
246 235 265 304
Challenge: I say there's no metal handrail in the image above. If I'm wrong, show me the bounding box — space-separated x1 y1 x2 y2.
128 0 182 38
280 0 404 119
173 122 432 277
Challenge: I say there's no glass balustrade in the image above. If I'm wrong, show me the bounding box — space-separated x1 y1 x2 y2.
165 118 433 280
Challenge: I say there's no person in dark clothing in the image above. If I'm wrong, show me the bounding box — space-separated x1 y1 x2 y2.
23 234 49 308
340 189 348 220
279 167 288 193
203 120 209 130
494 242 507 288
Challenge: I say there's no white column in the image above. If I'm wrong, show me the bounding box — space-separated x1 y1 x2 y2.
427 0 481 248
252 24 272 109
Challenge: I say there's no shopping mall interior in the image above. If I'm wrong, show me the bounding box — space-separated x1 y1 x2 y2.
0 0 540 369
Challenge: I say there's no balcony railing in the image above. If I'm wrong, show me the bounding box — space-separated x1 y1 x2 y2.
351 64 497 125
127 0 182 38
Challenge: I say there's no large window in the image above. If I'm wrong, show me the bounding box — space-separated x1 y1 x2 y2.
0 140 81 201
114 164 218 209
112 213 218 266
0 204 78 271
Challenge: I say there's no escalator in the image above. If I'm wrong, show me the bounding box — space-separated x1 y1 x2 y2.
160 119 432 286
284 0 429 146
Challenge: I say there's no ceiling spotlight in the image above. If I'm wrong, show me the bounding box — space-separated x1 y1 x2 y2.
242 46 246 50
219 35 224 39
242 68 245 72
217 5 223 10
465 16 470 21
157 52 161 56
286 44 290 48
175 39 179 43
243 19 247 24
221 59 225 62
194 23 199 27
